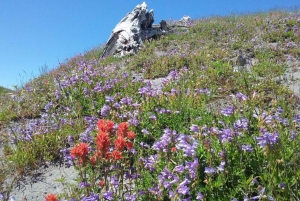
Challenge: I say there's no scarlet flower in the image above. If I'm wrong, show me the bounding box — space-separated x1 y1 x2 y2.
114 136 126 151
171 147 177 153
45 193 58 201
117 122 129 138
96 131 110 155
97 119 114 133
98 179 105 187
127 131 136 140
126 141 134 150
90 153 98 166
70 142 89 163
111 150 123 161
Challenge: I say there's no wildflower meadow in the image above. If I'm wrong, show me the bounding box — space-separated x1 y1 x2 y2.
0 10 300 201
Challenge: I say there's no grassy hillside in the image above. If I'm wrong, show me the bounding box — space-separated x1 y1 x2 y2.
1 10 300 200
0 86 11 97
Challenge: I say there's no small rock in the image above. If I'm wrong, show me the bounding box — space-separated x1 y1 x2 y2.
236 55 246 66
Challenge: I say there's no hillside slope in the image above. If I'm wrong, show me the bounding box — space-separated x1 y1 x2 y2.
0 10 300 200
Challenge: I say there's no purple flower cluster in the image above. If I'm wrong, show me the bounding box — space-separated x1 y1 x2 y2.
152 128 177 152
256 130 279 148
176 134 199 157
221 106 235 116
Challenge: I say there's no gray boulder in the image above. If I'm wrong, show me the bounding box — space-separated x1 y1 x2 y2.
101 2 168 58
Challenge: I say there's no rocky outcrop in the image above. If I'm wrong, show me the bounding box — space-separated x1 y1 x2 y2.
101 2 169 58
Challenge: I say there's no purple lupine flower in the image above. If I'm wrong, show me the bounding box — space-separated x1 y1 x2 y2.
44 101 54 112
277 106 283 115
105 96 114 103
113 102 120 109
173 164 185 173
235 92 248 101
78 181 90 189
138 86 151 95
293 114 300 123
110 176 119 189
148 184 161 196
83 88 89 97
217 161 226 172
190 124 199 133
81 193 99 201
103 191 114 200
242 144 253 152
171 88 178 95
158 168 180 191
125 193 136 201
153 128 176 152
120 97 128 105
125 170 139 179
185 158 199 178
220 128 234 143
68 134 74 144
265 115 273 124
169 70 180 80
293 25 299 32
79 128 94 143
177 178 191 195
149 115 157 121
250 187 274 201
159 108 167 114
101 104 110 117
55 89 61 100
169 190 175 198
128 118 139 126
290 130 297 141
175 134 198 157
204 167 216 175
144 155 158 171
162 181 172 189
221 106 235 116
140 142 150 148
273 113 283 123
196 191 204 200
233 118 248 131
141 128 150 135
138 190 145 196
93 82 104 92
177 186 190 196
278 183 286 189
256 131 279 148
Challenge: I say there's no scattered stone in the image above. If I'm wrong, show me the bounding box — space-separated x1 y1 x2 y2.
178 15 192 25
236 55 246 66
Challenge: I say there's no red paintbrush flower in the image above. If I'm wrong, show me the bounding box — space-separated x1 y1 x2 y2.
110 150 123 161
126 141 134 150
45 193 58 201
114 136 126 151
97 119 114 134
70 142 89 163
96 131 110 157
127 131 136 140
117 122 129 138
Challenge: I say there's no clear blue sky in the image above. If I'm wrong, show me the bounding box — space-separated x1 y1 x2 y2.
0 0 299 89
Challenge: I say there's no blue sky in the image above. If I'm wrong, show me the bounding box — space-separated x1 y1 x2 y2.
0 0 299 89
